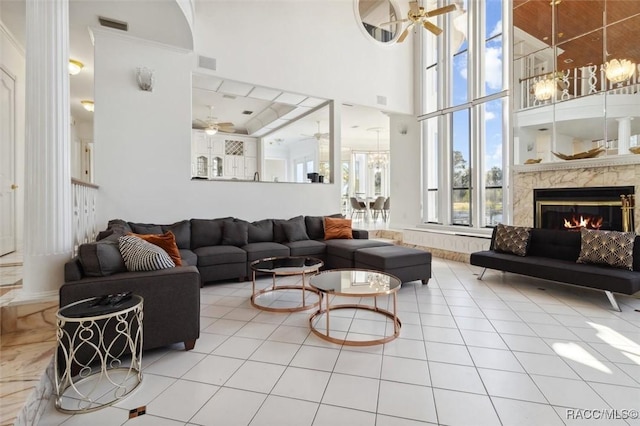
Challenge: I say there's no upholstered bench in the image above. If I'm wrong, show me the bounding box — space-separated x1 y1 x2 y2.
354 246 432 284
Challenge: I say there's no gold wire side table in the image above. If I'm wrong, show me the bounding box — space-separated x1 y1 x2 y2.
250 256 323 312
309 269 402 346
55 294 144 413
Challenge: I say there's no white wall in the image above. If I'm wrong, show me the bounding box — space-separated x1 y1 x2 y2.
94 31 341 227
193 1 414 114
389 113 422 228
0 21 25 248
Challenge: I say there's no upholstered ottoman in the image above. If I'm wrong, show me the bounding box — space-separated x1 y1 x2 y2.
354 246 432 284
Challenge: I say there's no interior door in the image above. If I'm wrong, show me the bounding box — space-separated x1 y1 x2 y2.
0 68 16 256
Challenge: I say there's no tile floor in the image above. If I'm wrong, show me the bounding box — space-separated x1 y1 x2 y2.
37 258 640 426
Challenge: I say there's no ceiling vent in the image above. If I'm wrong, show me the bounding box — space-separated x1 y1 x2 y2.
198 55 217 71
98 16 128 32
242 110 253 115
376 95 387 106
222 94 237 100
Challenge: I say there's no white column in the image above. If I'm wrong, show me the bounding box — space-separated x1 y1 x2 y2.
617 117 633 155
21 0 72 300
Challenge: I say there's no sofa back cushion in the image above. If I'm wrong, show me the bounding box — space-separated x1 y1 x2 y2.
191 217 233 249
249 219 274 243
305 214 343 240
222 220 249 246
128 220 191 249
527 228 581 261
78 236 127 277
282 220 310 242
273 216 304 243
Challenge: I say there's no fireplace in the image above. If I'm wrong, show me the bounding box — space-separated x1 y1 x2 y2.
534 186 634 231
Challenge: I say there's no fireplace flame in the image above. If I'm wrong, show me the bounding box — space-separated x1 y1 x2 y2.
563 215 603 230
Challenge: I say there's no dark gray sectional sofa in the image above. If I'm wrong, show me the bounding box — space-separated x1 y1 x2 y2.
470 227 640 311
60 215 392 356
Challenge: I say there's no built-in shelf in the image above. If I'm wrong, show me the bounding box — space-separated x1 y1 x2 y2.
513 154 640 173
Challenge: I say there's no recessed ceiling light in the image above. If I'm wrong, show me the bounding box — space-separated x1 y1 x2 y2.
564 58 573 64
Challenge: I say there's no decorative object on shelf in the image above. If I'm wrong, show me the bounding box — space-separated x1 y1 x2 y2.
603 59 636 84
68 59 84 75
629 146 640 154
551 147 605 161
80 100 94 112
380 1 458 43
533 77 555 101
367 127 389 170
524 158 542 164
136 67 154 92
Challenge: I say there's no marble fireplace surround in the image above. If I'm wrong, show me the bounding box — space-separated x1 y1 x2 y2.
513 161 640 229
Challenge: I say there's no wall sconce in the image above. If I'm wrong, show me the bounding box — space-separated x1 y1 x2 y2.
136 67 154 92
397 123 408 135
603 59 636 84
68 59 84 75
80 100 94 112
534 78 555 101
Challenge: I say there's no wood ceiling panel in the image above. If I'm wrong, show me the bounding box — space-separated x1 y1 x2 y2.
556 0 604 42
556 29 603 70
606 14 640 62
607 0 640 23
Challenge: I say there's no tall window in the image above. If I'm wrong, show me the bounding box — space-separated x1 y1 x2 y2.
421 0 507 229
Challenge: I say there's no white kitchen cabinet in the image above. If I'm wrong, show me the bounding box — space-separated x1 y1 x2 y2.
245 156 257 179
224 155 245 178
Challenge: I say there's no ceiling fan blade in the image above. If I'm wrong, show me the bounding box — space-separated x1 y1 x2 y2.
397 24 412 43
409 1 419 14
424 4 457 17
423 20 443 36
215 122 234 127
380 18 408 26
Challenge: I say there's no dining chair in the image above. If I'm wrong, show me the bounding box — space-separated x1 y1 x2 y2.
371 196 386 221
382 196 390 222
350 197 367 219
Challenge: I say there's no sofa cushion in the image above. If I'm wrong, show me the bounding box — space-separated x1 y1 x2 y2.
97 219 133 240
325 239 392 261
131 231 182 266
179 249 198 266
305 214 343 240
118 235 175 271
527 228 581 262
191 218 233 249
324 217 353 240
222 220 249 246
355 246 431 269
128 220 191 249
194 245 246 266
283 219 309 242
249 219 273 243
78 238 127 277
242 242 290 261
494 224 531 256
284 240 326 257
577 228 635 270
273 216 304 243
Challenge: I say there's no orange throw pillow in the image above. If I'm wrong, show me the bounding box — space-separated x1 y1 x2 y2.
129 231 182 266
324 217 353 240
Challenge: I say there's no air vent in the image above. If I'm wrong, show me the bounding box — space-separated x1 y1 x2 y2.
98 16 128 32
222 94 236 99
376 95 387 106
242 110 253 115
198 55 217 71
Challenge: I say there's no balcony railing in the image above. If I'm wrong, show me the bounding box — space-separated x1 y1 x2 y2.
519 63 640 110
72 178 98 255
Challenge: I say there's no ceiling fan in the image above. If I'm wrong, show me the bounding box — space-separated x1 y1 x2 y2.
192 105 235 135
383 1 458 43
301 121 330 141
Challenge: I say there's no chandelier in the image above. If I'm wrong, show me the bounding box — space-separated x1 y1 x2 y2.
603 59 636 84
533 77 555 101
368 128 389 170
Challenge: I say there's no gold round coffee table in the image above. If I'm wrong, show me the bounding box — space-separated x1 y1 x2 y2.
308 269 401 346
250 256 323 312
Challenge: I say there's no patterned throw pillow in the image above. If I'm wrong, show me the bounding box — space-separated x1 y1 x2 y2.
118 235 176 272
494 224 531 256
576 228 636 270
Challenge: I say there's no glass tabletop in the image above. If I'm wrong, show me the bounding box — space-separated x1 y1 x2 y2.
309 269 401 296
58 294 142 319
250 256 324 275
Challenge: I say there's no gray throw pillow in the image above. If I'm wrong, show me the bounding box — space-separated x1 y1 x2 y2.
161 220 191 249
282 220 310 242
576 228 636 270
494 224 531 257
78 238 127 277
222 220 249 246
129 222 163 235
273 216 304 243
305 214 343 240
249 219 273 243
191 217 233 248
